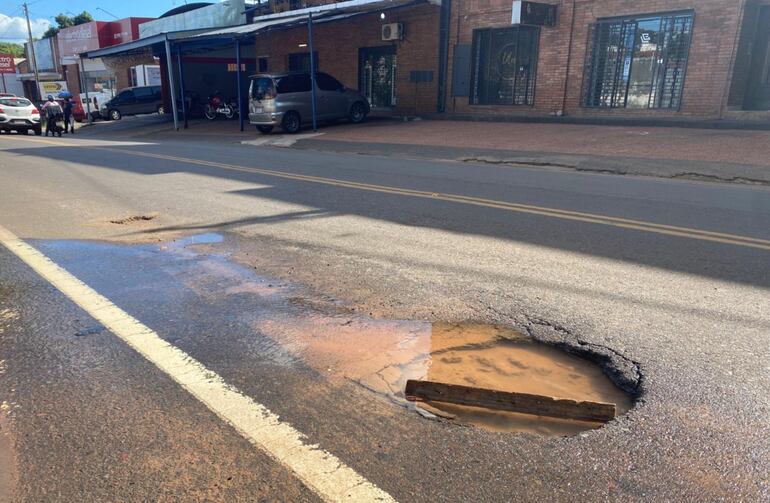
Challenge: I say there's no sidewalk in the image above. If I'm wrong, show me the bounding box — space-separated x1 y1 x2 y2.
294 120 770 185
76 115 770 185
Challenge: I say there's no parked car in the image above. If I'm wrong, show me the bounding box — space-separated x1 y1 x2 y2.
81 90 114 121
100 85 163 120
248 72 370 134
0 96 41 135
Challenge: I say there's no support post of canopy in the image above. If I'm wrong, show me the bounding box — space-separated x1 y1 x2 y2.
164 36 179 131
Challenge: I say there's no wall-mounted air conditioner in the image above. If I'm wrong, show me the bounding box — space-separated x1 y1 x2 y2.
382 23 404 41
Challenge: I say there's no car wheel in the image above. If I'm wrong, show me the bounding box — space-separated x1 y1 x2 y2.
157 105 165 115
349 102 367 124
256 125 274 134
281 111 301 134
109 109 122 121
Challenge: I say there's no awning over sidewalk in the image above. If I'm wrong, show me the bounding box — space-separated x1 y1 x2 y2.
83 29 209 59
190 0 427 41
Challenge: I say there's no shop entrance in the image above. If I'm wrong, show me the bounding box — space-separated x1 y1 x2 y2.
744 6 770 110
359 46 397 109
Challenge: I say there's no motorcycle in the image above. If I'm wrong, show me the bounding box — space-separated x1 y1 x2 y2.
203 92 238 120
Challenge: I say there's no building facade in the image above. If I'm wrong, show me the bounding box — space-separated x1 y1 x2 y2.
444 0 770 121
252 3 442 116
89 0 770 123
241 0 770 122
57 18 156 102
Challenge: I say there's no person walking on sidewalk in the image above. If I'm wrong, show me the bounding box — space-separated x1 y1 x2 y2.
62 97 74 134
41 95 63 137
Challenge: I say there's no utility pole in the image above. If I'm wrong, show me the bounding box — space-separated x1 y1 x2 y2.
23 2 41 101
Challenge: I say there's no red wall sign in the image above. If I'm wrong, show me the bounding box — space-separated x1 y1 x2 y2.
57 18 156 59
0 54 16 74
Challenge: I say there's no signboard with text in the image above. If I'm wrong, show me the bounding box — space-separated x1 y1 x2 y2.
38 81 69 97
0 54 16 74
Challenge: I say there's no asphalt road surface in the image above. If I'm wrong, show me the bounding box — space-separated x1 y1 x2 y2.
0 132 768 502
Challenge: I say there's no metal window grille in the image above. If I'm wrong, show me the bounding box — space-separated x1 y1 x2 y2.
583 12 693 109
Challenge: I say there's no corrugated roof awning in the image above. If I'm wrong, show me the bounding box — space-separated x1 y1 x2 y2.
83 0 432 59
191 0 427 40
83 29 209 59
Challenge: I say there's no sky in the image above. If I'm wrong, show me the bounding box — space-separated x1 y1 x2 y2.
0 0 189 42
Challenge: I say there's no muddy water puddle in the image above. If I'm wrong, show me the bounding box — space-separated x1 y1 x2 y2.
37 233 631 437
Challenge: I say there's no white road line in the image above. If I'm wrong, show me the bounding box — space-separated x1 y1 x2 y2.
0 224 396 503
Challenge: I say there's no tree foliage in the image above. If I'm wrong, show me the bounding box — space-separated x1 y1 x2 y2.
42 11 94 39
0 42 25 58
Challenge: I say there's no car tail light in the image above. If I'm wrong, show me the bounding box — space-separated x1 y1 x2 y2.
0 107 4 113
32 108 39 114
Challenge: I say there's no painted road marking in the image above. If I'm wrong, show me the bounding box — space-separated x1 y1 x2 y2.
6 136 770 251
0 224 396 503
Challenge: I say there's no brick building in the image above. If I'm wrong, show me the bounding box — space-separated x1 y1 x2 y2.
252 3 442 116
444 0 770 122
240 0 770 122
86 0 770 124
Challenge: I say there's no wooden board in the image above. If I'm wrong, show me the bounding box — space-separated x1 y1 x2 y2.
405 379 617 423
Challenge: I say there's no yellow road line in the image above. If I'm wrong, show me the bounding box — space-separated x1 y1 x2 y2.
0 224 396 503
8 136 770 251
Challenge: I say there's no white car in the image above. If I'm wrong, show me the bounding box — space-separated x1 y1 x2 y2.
0 97 42 135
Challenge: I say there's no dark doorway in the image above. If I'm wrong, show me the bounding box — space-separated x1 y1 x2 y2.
359 46 397 109
744 6 770 110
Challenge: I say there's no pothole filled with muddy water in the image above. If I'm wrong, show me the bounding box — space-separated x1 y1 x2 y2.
402 323 632 436
37 233 632 438
256 315 632 437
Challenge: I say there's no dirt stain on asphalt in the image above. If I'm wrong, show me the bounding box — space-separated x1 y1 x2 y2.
35 233 632 437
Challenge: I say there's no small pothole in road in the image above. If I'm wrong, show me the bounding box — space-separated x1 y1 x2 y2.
402 323 632 437
108 214 157 225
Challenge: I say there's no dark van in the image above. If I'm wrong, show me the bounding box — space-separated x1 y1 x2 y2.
100 85 164 120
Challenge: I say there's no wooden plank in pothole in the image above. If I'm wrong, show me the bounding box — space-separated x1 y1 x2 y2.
405 379 617 423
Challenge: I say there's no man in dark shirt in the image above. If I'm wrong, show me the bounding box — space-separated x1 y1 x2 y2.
62 97 74 134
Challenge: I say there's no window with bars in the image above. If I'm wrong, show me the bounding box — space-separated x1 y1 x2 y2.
470 27 539 106
584 12 693 109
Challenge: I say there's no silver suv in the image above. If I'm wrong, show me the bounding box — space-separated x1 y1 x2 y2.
248 72 370 134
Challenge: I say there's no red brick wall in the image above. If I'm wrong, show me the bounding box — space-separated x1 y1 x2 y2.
446 0 749 119
253 4 441 115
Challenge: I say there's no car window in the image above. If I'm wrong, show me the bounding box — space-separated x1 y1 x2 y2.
133 87 153 98
251 77 276 99
116 90 135 101
0 98 32 107
316 73 344 92
276 74 312 94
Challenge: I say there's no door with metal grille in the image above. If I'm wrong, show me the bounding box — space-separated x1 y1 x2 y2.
359 46 397 109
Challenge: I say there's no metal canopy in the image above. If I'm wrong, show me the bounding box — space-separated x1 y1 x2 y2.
83 29 209 59
192 0 425 40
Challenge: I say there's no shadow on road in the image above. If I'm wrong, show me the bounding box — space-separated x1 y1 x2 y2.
7 141 770 293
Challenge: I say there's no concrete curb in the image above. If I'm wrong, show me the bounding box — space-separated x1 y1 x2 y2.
292 138 770 186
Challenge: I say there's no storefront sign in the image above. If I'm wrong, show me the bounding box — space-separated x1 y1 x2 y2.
0 54 15 74
58 22 111 59
38 81 69 97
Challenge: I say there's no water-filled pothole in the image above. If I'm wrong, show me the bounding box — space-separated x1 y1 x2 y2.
405 323 632 436
37 233 634 437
